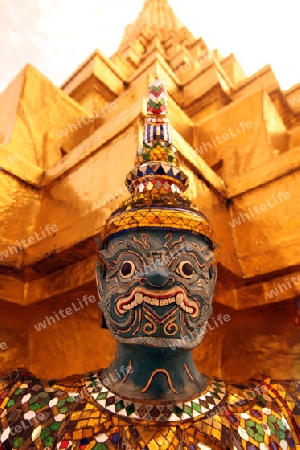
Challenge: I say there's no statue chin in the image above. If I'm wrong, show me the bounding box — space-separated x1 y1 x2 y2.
100 301 213 349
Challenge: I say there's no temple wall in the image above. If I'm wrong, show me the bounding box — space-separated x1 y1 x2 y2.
229 171 300 278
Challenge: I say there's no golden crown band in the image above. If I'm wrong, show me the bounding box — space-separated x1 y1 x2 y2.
100 207 218 264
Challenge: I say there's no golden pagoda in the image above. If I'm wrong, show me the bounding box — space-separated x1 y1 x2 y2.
0 0 299 382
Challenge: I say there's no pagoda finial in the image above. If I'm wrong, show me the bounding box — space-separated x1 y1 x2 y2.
124 78 189 205
133 78 179 168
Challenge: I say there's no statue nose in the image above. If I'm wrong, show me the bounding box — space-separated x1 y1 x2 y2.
140 268 174 287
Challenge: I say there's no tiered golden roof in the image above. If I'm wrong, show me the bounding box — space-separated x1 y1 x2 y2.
118 0 187 51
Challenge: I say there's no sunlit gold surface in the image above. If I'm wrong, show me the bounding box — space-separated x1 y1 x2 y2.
0 0 299 380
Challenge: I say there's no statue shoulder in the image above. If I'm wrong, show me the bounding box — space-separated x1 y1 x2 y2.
0 368 91 449
0 367 85 396
209 377 300 449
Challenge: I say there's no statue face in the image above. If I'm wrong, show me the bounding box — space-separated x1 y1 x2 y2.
96 230 217 349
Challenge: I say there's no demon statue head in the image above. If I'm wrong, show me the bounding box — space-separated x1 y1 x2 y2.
95 79 217 351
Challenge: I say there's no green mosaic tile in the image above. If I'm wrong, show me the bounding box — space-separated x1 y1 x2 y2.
13 388 23 396
12 437 24 448
41 427 50 441
246 427 255 438
97 392 107 400
44 436 54 446
276 430 286 440
59 406 69 414
39 392 49 399
256 424 264 436
57 399 66 408
211 391 222 399
115 400 124 412
29 395 38 404
126 403 135 416
173 405 183 417
91 443 108 450
29 402 42 411
256 395 266 407
50 422 61 431
254 432 264 443
191 401 201 413
183 404 193 417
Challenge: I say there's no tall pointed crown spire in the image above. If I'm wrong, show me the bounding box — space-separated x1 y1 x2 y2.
100 80 216 256
126 79 188 201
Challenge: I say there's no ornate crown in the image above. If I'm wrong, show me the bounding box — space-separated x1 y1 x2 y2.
99 79 216 256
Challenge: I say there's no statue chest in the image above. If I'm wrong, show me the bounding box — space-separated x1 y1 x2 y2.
0 373 299 449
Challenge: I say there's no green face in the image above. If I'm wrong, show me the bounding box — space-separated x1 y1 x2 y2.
96 229 217 349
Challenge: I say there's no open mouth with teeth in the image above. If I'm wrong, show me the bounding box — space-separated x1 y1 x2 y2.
115 288 199 317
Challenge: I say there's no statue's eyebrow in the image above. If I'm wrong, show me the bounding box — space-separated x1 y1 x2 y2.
101 236 150 263
185 242 214 265
167 240 193 256
132 235 151 256
169 241 214 264
100 240 127 261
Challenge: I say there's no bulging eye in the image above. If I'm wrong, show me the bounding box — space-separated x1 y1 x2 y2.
176 261 194 278
120 260 136 278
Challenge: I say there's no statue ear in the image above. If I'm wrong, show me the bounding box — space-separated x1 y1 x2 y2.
95 261 109 329
209 264 218 303
98 308 109 329
95 261 106 300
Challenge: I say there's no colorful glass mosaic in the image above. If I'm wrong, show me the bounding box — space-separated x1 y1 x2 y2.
0 369 299 449
147 79 168 116
101 208 214 245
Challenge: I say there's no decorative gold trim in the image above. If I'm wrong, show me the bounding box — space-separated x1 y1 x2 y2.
184 363 194 382
122 360 132 383
101 208 214 243
141 368 177 394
